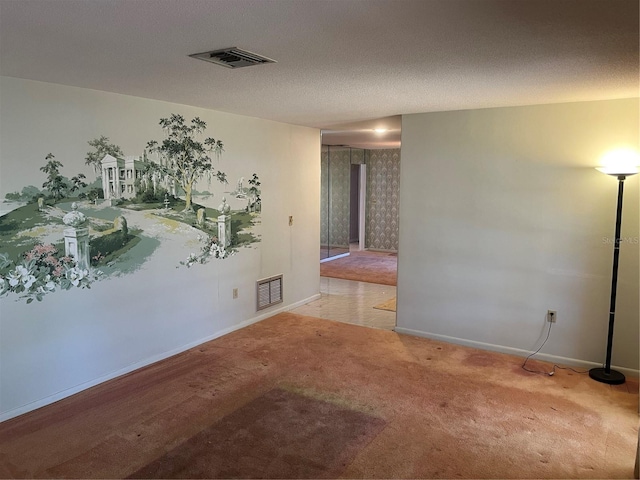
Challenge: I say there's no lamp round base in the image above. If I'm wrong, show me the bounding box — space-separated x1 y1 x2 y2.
589 367 625 385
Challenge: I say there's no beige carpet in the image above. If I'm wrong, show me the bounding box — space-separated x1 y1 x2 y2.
320 250 397 286
0 313 637 479
373 297 396 312
128 388 386 479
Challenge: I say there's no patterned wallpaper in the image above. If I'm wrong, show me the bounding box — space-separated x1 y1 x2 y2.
320 146 352 249
365 149 401 251
320 146 328 245
321 146 398 254
350 148 365 165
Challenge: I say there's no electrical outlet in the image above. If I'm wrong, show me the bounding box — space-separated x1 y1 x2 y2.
289 215 293 226
547 310 557 323
233 288 238 299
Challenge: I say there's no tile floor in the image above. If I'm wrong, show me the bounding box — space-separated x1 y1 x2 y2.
291 276 397 331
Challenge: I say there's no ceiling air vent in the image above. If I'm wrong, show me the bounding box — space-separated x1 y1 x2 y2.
189 47 276 69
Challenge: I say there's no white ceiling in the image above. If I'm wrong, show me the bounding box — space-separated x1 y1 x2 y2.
322 116 402 149
1 0 638 149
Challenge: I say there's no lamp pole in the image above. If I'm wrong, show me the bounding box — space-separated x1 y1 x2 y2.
589 174 628 385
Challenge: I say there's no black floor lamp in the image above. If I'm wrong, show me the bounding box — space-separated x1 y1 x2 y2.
589 164 638 385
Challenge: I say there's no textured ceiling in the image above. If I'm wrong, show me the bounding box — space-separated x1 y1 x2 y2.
0 0 638 148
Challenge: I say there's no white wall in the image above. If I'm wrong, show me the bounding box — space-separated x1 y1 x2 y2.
0 77 320 419
397 99 639 372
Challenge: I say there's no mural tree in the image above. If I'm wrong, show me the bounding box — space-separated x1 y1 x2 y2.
40 154 67 201
85 136 124 178
146 114 225 213
70 173 88 193
248 173 261 203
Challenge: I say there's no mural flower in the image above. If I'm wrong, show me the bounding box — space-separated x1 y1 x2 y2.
8 265 37 289
0 246 101 303
24 243 72 278
37 276 57 294
182 235 236 267
66 267 88 287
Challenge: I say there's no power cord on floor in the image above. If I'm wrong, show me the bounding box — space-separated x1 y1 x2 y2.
522 321 554 375
550 364 589 375
521 321 588 376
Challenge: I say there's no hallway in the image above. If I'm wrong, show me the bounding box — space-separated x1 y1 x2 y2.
291 277 396 331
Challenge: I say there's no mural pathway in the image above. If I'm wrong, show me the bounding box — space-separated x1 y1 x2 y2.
81 202 205 275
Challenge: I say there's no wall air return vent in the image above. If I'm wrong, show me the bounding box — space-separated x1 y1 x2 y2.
189 47 276 69
256 275 283 311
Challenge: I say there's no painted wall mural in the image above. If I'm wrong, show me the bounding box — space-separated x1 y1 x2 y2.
0 114 262 303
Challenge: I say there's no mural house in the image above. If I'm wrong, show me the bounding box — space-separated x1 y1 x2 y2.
101 153 176 201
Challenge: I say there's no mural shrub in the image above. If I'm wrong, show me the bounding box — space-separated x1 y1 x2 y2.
135 184 171 204
89 230 139 266
87 187 104 201
4 185 43 203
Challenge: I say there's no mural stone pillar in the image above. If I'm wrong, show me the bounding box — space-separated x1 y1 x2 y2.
63 202 90 271
217 215 231 247
197 208 206 226
217 197 232 247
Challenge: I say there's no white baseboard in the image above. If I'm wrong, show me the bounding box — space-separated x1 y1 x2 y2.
320 252 350 263
0 293 322 423
394 327 640 378
283 294 321 311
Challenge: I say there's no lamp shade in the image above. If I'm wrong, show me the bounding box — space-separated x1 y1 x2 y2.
597 148 640 176
596 166 639 176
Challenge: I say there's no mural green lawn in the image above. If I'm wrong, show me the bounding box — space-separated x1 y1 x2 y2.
147 200 258 247
1 198 258 269
0 202 65 263
0 202 143 269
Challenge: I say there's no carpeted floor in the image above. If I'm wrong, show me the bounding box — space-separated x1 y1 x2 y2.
320 250 397 286
0 313 637 479
128 388 386 479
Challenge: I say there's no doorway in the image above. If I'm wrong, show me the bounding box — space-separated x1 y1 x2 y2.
313 145 399 331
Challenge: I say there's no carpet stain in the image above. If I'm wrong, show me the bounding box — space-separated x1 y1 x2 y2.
128 388 386 479
463 351 502 367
